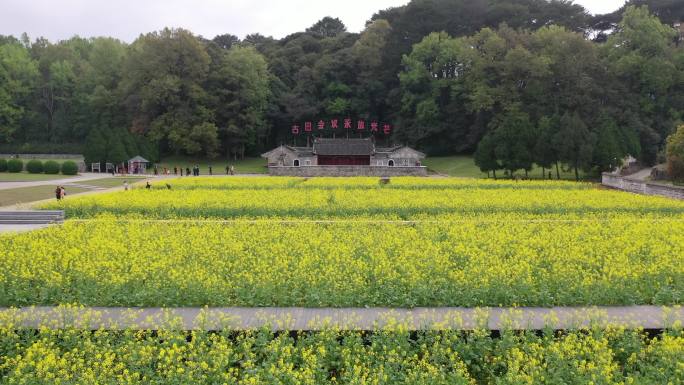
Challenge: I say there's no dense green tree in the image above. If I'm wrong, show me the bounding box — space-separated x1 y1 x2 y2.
490 109 536 177
473 132 500 179
534 115 560 179
593 113 629 172
83 127 108 164
666 124 684 179
208 46 271 158
604 5 679 163
121 28 214 155
554 112 595 181
105 131 129 164
0 41 38 142
306 17 347 38
1 0 683 175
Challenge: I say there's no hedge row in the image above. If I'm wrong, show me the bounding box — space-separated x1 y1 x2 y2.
0 159 79 175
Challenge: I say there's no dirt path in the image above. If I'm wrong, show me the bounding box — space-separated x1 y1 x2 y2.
0 305 680 330
623 168 653 181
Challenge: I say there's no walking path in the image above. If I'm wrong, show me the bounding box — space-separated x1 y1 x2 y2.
0 224 51 233
0 173 118 190
0 306 680 330
623 167 653 181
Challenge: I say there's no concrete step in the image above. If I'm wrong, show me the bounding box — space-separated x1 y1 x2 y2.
0 210 64 225
0 220 60 225
0 215 62 221
0 211 64 216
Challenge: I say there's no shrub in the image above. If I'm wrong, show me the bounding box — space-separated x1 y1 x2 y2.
0 159 7 172
7 159 23 173
61 161 79 175
26 159 43 174
666 125 684 180
43 160 60 174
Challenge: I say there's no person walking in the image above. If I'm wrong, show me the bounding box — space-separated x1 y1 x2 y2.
229 165 235 175
180 167 183 176
60 186 66 199
123 180 129 191
174 167 178 175
209 165 213 175
225 165 230 175
146 181 151 190
55 186 62 201
186 167 191 176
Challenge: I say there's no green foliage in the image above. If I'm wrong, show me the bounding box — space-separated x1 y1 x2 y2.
554 112 595 180
83 127 107 164
43 160 60 174
25 159 43 173
60 160 78 175
0 41 39 142
0 327 680 384
605 5 680 163
666 124 684 180
306 16 347 38
0 1 682 167
123 28 218 157
208 45 270 158
0 158 6 172
6 158 22 172
473 133 500 177
490 110 536 175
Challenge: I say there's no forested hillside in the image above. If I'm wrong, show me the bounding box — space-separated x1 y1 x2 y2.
0 0 682 175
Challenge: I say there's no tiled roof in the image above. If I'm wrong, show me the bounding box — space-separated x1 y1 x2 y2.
313 138 374 156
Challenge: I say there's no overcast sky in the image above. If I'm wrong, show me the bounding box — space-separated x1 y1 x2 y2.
1 0 627 43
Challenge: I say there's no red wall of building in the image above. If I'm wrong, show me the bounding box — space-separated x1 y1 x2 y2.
317 155 370 166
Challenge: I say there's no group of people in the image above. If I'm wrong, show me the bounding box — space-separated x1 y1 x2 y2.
54 186 66 200
170 165 235 176
149 164 238 176
152 167 172 175
143 181 171 190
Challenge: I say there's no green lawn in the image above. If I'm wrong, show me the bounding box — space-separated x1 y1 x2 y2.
0 177 150 207
423 155 595 180
0 173 77 182
156 156 267 175
0 185 90 207
422 156 488 178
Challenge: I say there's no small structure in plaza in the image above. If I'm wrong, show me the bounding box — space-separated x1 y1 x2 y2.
128 156 150 174
262 138 426 176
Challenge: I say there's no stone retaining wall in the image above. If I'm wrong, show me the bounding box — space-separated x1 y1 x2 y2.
268 165 428 177
602 173 684 200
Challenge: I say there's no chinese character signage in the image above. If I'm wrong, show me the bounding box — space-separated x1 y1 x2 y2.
291 118 392 136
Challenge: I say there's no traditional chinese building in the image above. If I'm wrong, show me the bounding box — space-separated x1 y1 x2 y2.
261 138 427 176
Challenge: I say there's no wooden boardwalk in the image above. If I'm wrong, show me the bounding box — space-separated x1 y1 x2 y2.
0 306 680 330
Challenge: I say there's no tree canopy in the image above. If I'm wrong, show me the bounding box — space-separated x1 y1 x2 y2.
0 0 682 177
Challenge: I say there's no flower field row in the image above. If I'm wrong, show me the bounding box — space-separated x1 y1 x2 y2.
1 219 681 307
0 326 681 384
155 176 598 190
42 182 684 219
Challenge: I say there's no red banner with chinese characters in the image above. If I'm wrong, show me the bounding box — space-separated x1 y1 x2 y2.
292 118 391 136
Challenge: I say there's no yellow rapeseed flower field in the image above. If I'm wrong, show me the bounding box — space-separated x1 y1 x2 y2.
0 177 677 306
1 177 683 383
0 326 680 384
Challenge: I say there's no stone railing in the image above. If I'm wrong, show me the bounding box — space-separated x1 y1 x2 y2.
601 173 684 200
268 165 428 177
